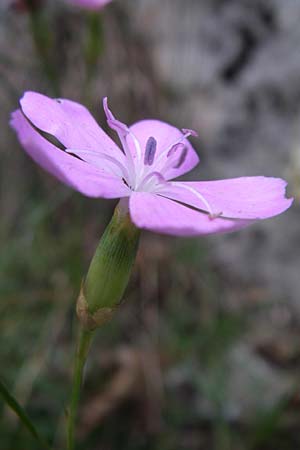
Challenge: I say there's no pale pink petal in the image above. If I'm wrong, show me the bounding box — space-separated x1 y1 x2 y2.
129 192 252 236
129 120 200 180
20 91 123 162
159 177 293 220
10 110 130 199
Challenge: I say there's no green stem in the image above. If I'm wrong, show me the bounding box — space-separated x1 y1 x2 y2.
85 12 104 75
67 327 94 450
83 12 104 103
28 7 60 96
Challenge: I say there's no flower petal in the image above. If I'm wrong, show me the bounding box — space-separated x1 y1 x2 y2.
129 192 252 236
159 177 293 220
129 120 199 180
10 110 130 198
20 91 122 161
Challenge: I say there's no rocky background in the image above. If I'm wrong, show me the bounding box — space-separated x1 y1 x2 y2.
1 1 300 449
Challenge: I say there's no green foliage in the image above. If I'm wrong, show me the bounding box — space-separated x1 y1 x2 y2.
0 176 296 450
0 377 50 449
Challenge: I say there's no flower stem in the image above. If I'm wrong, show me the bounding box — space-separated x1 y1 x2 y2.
67 327 94 450
83 12 104 103
28 7 60 96
85 12 104 78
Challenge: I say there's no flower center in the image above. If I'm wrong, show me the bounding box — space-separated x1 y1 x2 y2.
132 131 194 192
102 98 196 192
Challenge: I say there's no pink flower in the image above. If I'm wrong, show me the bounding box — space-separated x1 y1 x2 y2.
11 92 293 236
67 0 112 10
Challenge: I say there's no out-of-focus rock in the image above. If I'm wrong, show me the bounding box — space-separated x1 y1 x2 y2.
127 0 300 312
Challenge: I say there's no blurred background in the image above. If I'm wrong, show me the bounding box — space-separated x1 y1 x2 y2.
0 0 300 449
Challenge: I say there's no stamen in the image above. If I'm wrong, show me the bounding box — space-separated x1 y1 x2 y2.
129 132 143 163
158 143 187 174
169 182 222 219
65 148 130 181
174 147 188 168
144 137 157 166
138 171 166 191
154 128 198 169
167 142 185 158
209 212 223 220
182 128 198 137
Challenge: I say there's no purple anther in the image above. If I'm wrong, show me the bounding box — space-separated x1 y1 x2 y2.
144 136 157 166
167 142 185 158
174 146 188 168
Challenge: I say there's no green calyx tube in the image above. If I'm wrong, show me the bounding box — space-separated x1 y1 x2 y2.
77 200 140 330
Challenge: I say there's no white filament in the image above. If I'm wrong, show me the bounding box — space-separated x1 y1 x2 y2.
65 149 131 183
169 182 221 219
153 130 193 169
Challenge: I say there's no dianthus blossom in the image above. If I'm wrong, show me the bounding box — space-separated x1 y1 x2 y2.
11 92 293 236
